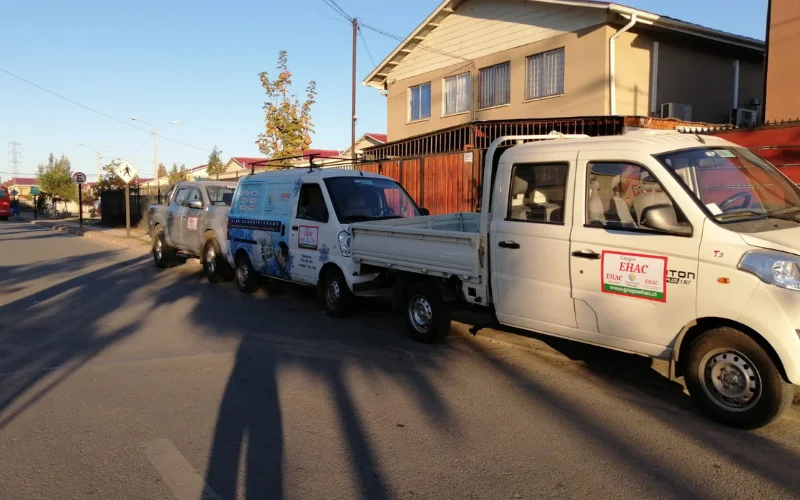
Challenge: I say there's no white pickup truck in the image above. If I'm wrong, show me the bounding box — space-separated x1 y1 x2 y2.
350 130 800 429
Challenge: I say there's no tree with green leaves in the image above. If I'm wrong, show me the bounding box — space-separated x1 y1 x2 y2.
256 50 317 167
157 162 168 179
91 159 128 199
206 146 225 179
37 153 76 212
168 163 189 185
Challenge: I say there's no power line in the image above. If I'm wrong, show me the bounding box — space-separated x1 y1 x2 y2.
357 27 377 67
320 0 351 21
0 67 208 153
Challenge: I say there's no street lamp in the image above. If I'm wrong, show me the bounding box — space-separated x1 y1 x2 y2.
129 116 180 186
78 143 115 180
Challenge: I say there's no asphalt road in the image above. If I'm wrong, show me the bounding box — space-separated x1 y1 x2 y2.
1 219 799 500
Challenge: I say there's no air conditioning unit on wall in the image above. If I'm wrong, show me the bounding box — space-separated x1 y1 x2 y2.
731 108 757 128
661 103 693 122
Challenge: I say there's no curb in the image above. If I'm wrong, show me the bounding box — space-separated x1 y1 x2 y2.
29 220 151 253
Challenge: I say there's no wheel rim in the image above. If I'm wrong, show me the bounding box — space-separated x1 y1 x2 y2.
408 294 433 333
238 262 249 287
699 348 762 412
326 278 341 306
206 246 216 274
155 238 163 261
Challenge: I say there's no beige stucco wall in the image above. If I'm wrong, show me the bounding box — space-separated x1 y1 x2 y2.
386 25 609 141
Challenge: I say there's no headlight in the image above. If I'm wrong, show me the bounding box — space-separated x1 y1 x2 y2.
738 250 800 291
338 231 351 257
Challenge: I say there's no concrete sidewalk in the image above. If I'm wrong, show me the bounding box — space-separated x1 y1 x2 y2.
15 212 151 252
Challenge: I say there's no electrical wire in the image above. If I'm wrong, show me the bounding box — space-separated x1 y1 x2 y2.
320 0 351 21
357 27 377 67
0 67 208 152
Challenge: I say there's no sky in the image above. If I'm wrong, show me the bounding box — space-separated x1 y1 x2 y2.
0 0 768 181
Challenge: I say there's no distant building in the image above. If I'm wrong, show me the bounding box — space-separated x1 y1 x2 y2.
340 133 388 160
0 177 39 200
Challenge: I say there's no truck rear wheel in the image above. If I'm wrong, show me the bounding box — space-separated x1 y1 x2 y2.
404 281 451 344
203 237 232 283
684 327 794 429
152 226 176 269
321 267 353 317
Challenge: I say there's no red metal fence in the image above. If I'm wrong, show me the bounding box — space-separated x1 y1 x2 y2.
710 124 800 182
357 151 482 214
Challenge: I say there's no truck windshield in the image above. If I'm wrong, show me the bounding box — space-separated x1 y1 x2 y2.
324 177 422 223
655 147 800 223
206 186 236 206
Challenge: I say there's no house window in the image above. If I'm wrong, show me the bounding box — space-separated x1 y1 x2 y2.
479 62 510 109
525 47 565 100
443 73 470 116
409 83 431 122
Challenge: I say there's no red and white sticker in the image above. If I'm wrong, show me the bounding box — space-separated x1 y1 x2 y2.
187 216 199 232
601 251 667 302
298 226 318 250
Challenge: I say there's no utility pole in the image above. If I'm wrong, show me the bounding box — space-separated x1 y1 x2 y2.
154 127 159 187
8 141 21 177
351 18 358 163
96 151 102 180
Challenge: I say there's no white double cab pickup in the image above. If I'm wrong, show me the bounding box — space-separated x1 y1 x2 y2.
349 131 800 429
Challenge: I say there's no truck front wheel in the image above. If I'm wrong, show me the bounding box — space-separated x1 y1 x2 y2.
203 237 233 283
684 327 794 429
235 253 258 294
404 281 451 344
321 267 353 317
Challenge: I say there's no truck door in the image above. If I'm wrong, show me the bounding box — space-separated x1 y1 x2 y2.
569 150 701 355
182 187 204 253
290 182 330 284
168 186 189 247
490 153 578 331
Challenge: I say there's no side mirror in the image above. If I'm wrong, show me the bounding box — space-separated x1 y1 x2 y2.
188 200 203 210
420 207 430 216
640 204 691 236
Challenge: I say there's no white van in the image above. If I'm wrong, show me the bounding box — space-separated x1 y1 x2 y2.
349 131 800 428
226 168 424 314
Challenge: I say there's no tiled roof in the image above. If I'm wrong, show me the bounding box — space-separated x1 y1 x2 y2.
365 133 387 143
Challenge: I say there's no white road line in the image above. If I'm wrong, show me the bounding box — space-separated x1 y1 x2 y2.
144 438 220 500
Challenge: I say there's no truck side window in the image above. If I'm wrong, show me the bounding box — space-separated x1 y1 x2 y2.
507 163 568 224
297 184 329 223
174 187 189 206
186 189 202 207
586 162 685 230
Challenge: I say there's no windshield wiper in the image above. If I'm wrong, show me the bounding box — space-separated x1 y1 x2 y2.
767 206 800 218
716 210 800 223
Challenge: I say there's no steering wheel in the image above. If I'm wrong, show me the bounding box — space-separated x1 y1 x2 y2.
719 191 752 211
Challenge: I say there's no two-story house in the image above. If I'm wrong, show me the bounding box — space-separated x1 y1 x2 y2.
364 0 765 142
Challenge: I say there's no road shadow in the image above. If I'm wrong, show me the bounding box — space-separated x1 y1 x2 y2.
0 244 153 430
142 270 455 500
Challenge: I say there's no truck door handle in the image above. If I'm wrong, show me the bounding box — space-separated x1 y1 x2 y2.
498 240 520 249
572 250 601 260
291 225 298 231
281 224 286 236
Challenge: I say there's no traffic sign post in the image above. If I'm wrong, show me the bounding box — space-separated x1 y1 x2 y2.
73 172 87 229
113 161 138 238
30 186 39 220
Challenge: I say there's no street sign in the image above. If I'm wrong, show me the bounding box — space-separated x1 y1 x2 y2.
114 160 139 185
72 172 87 184
30 186 39 196
10 189 18 196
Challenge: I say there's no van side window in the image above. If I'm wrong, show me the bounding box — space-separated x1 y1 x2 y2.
507 163 568 224
174 187 189 206
586 162 686 231
297 184 329 223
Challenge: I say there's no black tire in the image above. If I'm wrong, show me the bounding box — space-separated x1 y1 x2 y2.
235 253 258 294
684 327 794 429
403 281 451 344
152 226 176 269
320 267 354 317
0 216 8 221
202 237 232 283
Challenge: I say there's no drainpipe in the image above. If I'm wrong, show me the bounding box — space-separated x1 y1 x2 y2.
732 59 740 109
609 13 637 115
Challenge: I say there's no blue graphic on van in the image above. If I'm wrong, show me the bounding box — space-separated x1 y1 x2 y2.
318 244 330 263
256 233 292 280
229 218 282 232
292 177 302 197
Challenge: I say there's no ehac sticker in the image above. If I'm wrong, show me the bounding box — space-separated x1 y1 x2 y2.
298 226 319 250
601 251 667 302
187 216 199 232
